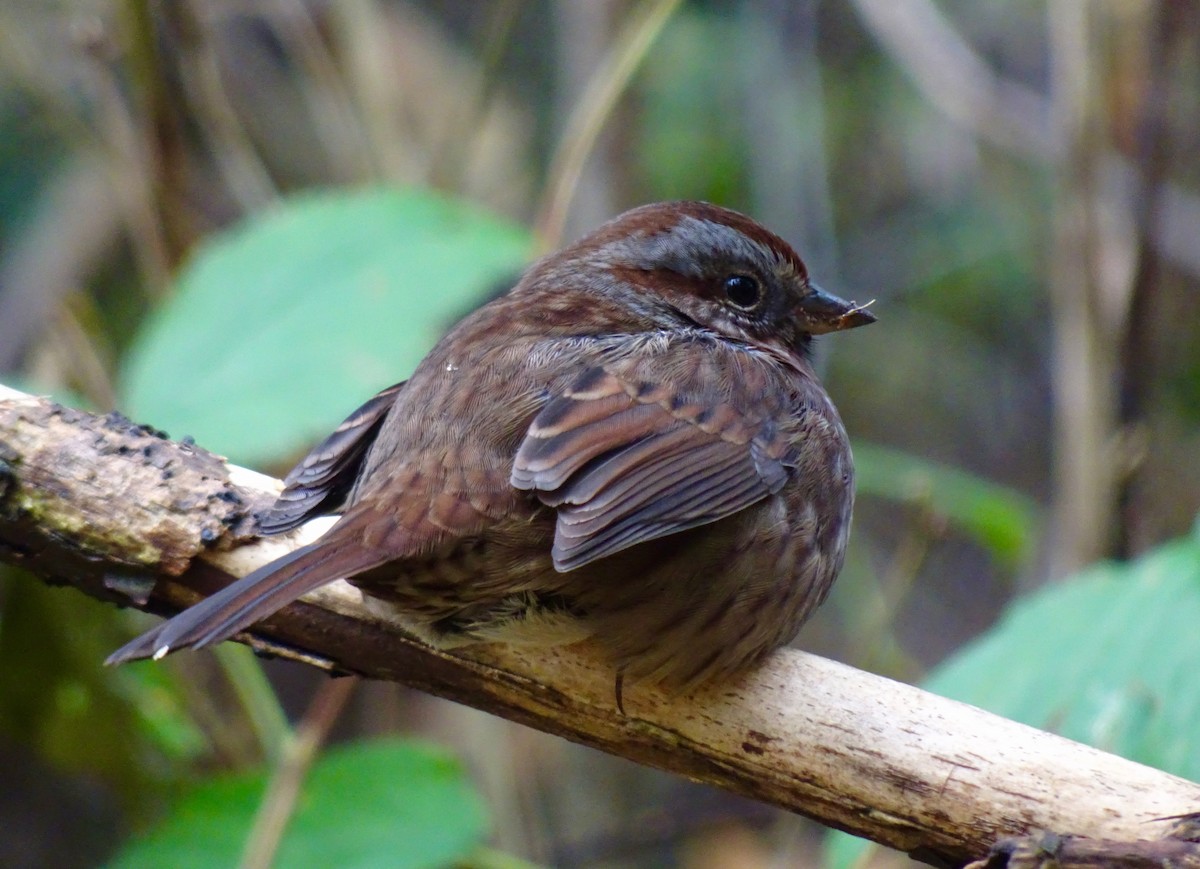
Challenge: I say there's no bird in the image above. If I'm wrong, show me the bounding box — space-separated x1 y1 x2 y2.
107 201 875 690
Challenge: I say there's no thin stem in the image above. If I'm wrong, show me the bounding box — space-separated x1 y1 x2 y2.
90 3 175 291
1114 0 1190 557
239 676 360 869
177 0 279 211
215 643 292 764
49 299 118 410
534 0 682 252
169 654 263 768
429 0 524 192
266 0 377 183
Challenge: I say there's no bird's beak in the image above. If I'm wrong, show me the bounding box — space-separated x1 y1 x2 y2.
796 284 877 334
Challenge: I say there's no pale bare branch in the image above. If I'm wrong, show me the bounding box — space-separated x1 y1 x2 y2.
2 383 1198 867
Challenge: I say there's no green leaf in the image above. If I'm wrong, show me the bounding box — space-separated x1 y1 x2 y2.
925 529 1200 779
853 443 1038 567
122 187 532 466
826 525 1200 868
107 738 488 869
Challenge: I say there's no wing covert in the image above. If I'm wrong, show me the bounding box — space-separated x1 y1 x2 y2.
258 381 405 535
511 365 790 571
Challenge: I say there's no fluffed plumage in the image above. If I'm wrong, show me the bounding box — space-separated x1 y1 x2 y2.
108 201 874 688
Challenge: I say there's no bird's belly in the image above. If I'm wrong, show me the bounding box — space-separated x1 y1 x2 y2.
346 485 848 689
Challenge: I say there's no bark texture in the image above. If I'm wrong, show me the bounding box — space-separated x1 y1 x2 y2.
2 384 1199 868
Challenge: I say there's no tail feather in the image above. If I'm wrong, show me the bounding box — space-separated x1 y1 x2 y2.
106 540 388 665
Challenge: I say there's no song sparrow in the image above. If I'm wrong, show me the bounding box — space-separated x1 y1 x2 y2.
108 201 875 689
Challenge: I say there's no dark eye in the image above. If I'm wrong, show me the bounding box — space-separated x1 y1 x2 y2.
723 274 762 309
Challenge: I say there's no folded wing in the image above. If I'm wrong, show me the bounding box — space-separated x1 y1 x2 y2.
258 381 405 535
511 364 791 571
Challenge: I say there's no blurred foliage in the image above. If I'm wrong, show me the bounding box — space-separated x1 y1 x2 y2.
0 95 61 237
106 739 488 869
123 187 532 465
0 572 205 809
853 443 1037 569
0 1 1198 868
634 12 748 204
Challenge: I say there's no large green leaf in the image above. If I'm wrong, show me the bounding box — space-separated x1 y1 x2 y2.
123 188 532 466
826 524 1200 867
925 527 1200 779
107 738 488 869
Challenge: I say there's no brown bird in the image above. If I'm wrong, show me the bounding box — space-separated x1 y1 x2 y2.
108 201 875 689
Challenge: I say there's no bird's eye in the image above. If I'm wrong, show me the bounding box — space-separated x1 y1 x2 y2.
723 274 762 309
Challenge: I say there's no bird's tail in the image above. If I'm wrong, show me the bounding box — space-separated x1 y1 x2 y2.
106 540 387 665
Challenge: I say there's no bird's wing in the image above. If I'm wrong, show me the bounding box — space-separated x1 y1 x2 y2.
258 381 406 535
511 361 792 571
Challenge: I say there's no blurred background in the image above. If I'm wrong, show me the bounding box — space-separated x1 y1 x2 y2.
1 1 1199 867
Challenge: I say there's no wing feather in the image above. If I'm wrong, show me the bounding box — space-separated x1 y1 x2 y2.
259 382 404 535
512 365 790 571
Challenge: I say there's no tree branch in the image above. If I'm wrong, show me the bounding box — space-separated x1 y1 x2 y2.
2 383 1198 868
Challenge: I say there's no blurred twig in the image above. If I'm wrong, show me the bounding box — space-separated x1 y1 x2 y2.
428 0 524 193
216 644 292 766
849 0 1200 284
0 156 118 372
741 1 842 289
330 0 405 180
166 652 268 769
120 0 193 278
42 300 118 409
857 498 941 681
849 0 1056 158
239 675 359 869
547 0 623 243
264 0 376 183
850 0 1195 570
1115 0 1192 557
535 0 682 252
172 1 279 212
84 5 175 291
1045 1 1115 573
